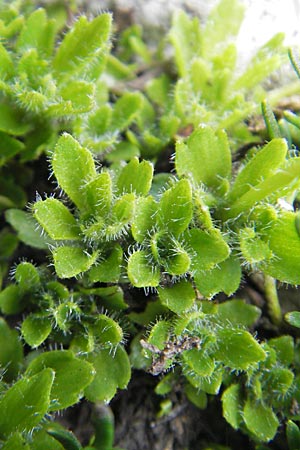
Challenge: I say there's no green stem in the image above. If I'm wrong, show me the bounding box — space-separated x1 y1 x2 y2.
264 275 282 325
92 403 114 450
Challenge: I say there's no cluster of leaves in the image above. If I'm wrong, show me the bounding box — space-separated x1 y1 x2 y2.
1 0 300 449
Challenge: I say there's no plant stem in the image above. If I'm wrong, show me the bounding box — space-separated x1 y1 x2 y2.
264 275 282 325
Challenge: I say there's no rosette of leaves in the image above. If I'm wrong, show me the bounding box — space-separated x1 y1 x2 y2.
137 299 299 443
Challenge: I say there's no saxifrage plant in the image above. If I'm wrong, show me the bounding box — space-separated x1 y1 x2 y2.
2 0 300 449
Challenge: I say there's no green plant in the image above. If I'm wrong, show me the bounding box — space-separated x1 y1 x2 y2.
1 0 300 449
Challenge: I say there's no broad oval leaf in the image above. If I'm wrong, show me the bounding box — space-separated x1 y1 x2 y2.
215 328 266 370
243 400 279 442
175 126 231 191
21 314 52 348
26 350 95 411
53 246 98 278
117 157 153 196
158 280 195 314
221 384 243 430
127 250 160 287
34 198 80 240
84 346 131 403
0 368 54 437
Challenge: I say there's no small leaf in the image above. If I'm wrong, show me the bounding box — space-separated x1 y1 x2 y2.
26 350 95 411
182 348 215 377
228 139 287 203
21 314 52 347
117 157 153 196
148 320 171 350
222 384 243 430
158 280 195 314
158 179 193 236
260 212 300 284
215 328 266 370
184 384 207 409
16 8 54 56
0 369 54 437
46 425 82 450
261 367 294 395
286 420 300 450
175 126 231 191
86 172 112 217
285 311 300 329
268 335 294 365
0 103 31 135
186 366 223 395
53 14 112 78
34 198 80 240
239 227 273 265
5 209 49 249
215 299 261 327
85 346 131 403
52 134 96 211
111 92 142 132
59 80 94 113
131 196 157 243
106 193 135 239
243 400 279 442
1 433 30 450
194 256 242 298
53 246 98 278
92 314 123 346
186 228 230 272
14 261 40 292
88 245 123 283
127 250 160 287
0 284 23 315
0 318 23 381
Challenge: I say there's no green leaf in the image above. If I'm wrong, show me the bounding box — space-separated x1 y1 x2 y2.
239 227 273 265
92 314 123 346
0 103 31 135
53 246 98 278
127 250 160 287
215 299 261 327
15 261 40 292
0 133 24 166
17 8 54 57
261 367 294 395
53 14 112 78
0 368 54 437
0 42 14 80
26 350 95 411
215 328 266 370
34 198 80 240
169 10 202 76
117 157 153 196
260 212 300 284
1 433 30 450
285 311 300 329
186 228 230 272
228 139 287 203
88 245 123 283
268 335 294 365
111 92 142 132
5 209 49 249
131 196 157 243
287 420 300 450
105 193 135 239
85 346 131 403
158 179 192 236
194 256 242 298
158 280 195 314
85 172 112 217
182 348 215 377
148 320 171 350
186 366 223 395
21 314 52 347
184 384 207 409
52 134 96 211
31 429 66 450
243 400 279 442
0 284 23 315
46 425 82 450
0 318 23 381
225 157 300 219
58 80 94 114
222 384 243 430
175 126 231 191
